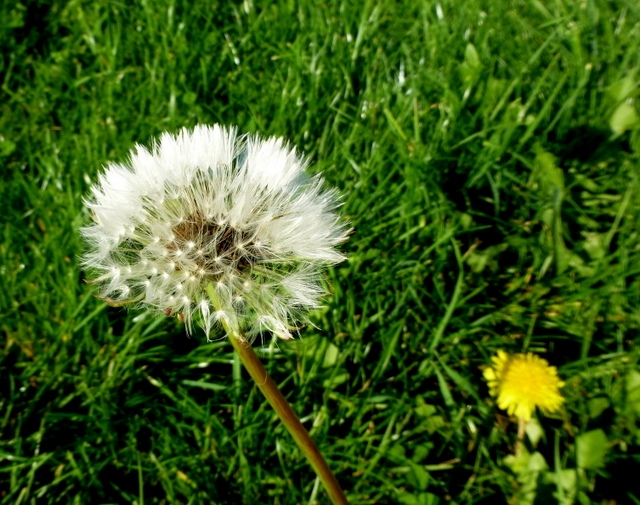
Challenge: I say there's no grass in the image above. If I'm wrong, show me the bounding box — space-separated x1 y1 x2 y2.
1 0 640 503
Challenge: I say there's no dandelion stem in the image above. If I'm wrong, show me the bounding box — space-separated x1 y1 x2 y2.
517 418 526 441
228 335 349 505
207 285 349 505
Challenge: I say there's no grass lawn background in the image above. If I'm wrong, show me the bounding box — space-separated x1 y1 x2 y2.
1 0 640 503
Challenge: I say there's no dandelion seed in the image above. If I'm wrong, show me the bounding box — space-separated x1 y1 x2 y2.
82 124 349 340
484 351 565 422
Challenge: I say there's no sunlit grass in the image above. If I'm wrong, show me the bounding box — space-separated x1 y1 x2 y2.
1 0 640 503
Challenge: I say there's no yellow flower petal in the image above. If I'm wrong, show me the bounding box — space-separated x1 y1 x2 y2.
484 351 564 422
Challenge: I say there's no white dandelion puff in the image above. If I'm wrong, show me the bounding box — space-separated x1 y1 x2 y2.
81 124 350 340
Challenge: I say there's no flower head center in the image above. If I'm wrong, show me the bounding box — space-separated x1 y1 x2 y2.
169 212 261 278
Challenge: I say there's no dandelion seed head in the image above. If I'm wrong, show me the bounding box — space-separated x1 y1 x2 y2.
82 124 349 339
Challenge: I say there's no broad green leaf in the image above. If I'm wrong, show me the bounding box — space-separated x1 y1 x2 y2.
398 492 420 505
576 429 608 469
387 444 406 464
533 146 564 196
582 232 607 260
415 400 437 418
0 137 16 157
527 451 549 473
419 493 440 505
414 396 444 434
555 468 577 492
465 243 508 273
542 469 579 505
322 342 340 368
504 446 548 476
505 448 548 505
610 102 640 135
576 491 591 505
458 212 473 230
458 44 481 87
412 444 431 463
465 43 481 68
525 418 544 447
587 397 610 419
418 415 445 434
322 373 350 389
484 77 507 111
466 250 488 273
607 76 637 103
407 463 430 491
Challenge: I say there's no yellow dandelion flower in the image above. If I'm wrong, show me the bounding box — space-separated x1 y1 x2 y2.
484 351 565 422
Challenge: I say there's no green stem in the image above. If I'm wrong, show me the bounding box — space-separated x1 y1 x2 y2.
207 285 348 505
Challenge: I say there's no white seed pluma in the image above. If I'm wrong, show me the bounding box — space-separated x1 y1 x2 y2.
82 125 349 340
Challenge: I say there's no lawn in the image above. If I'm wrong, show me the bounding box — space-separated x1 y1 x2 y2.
1 0 640 504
